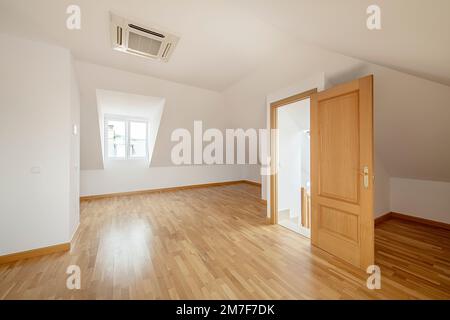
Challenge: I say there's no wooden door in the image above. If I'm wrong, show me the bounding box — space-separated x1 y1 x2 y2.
310 75 374 269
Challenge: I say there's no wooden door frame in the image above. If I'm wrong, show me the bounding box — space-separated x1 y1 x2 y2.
269 88 318 225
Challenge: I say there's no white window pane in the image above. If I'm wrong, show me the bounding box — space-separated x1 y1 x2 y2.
129 140 146 158
107 120 126 144
108 140 126 158
107 120 126 158
130 122 147 140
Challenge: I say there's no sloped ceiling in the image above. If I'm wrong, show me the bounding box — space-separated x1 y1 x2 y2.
237 0 450 87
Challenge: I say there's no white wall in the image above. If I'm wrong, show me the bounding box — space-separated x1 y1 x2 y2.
390 178 450 224
374 157 391 217
69 60 81 239
0 35 77 255
81 165 242 197
76 61 231 169
76 61 244 196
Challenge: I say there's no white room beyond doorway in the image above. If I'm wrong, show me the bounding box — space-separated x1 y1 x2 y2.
277 98 311 238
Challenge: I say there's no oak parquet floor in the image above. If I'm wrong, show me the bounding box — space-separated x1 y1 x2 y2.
0 183 449 299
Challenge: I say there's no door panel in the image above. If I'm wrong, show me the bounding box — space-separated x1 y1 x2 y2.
318 91 360 203
311 75 374 269
319 206 359 242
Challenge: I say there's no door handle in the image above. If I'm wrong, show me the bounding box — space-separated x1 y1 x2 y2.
363 166 369 189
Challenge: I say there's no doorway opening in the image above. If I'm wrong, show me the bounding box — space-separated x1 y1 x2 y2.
277 99 311 236
270 89 316 238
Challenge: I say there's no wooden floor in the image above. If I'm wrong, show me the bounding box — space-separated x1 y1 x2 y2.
0 183 449 299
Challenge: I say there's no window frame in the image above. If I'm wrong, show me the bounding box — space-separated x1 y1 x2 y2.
104 114 149 161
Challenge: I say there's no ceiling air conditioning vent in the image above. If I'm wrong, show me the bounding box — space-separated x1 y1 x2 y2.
110 13 179 62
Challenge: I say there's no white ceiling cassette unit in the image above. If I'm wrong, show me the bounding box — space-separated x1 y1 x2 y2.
110 13 179 62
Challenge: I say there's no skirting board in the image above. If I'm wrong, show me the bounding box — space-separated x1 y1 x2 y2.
374 212 393 226
80 180 262 201
375 212 450 230
0 243 70 265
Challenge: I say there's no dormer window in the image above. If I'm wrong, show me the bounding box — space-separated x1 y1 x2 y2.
105 115 148 160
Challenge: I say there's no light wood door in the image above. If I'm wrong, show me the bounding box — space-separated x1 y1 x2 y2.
310 75 374 269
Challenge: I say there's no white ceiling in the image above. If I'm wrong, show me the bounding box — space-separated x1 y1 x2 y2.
237 0 450 87
0 0 292 91
1 0 449 91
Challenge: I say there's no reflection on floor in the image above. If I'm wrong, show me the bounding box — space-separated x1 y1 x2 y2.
278 209 301 233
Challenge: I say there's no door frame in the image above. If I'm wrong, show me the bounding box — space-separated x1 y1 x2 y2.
269 88 317 225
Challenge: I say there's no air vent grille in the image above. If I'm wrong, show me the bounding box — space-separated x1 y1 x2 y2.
128 31 162 56
110 13 179 62
116 26 123 45
128 24 165 38
162 43 172 58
